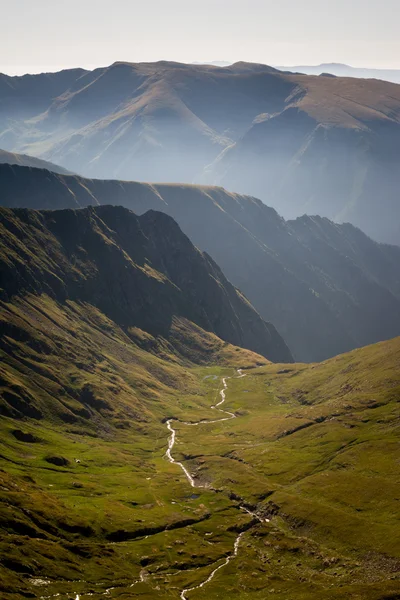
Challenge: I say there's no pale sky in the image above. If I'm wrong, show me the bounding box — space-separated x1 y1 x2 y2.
2 0 400 75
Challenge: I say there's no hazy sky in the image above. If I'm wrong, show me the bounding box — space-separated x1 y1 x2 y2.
2 0 400 75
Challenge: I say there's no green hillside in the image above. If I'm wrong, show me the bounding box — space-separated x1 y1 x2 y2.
0 293 267 600
1 302 399 598
178 337 400 599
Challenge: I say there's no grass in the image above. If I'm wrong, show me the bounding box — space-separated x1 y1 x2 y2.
0 292 265 599
172 338 400 598
1 292 399 598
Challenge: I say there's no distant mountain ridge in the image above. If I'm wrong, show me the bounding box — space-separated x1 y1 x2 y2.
0 148 71 174
277 62 400 84
2 163 400 362
1 60 400 244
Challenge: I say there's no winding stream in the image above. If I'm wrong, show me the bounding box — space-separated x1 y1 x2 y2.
165 370 259 599
165 374 239 486
180 532 244 600
72 370 262 600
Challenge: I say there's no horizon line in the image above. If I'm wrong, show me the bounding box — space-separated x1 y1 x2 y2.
2 59 400 78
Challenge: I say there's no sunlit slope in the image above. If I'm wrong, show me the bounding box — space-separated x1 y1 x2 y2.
175 337 400 598
0 293 267 599
1 330 399 599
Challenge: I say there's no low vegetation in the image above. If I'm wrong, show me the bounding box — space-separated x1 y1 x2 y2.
0 292 265 600
1 305 399 598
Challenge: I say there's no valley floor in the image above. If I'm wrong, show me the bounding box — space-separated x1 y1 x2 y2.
1 338 400 599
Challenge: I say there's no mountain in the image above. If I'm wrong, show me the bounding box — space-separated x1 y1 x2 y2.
191 61 232 67
277 62 400 84
1 61 400 243
0 205 291 363
2 163 400 362
0 61 286 183
206 71 400 246
0 148 71 174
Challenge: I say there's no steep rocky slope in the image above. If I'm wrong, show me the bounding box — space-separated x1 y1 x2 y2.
2 164 400 362
1 61 400 243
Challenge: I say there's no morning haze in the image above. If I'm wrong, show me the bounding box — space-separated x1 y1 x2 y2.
2 0 400 74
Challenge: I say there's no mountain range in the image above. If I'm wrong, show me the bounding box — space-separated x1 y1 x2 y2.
1 61 400 600
1 61 400 244
193 62 400 84
2 162 400 362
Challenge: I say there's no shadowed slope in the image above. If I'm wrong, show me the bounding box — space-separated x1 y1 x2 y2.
1 164 400 362
0 205 292 363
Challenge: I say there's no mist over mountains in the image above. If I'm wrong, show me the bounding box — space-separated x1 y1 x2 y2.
2 162 400 363
277 62 400 84
0 148 71 174
192 62 400 83
1 61 400 244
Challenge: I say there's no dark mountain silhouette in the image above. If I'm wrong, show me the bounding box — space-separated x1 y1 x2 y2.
1 61 400 243
2 163 400 362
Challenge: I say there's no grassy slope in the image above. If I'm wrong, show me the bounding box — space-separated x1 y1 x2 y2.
1 301 399 599
292 72 400 128
173 337 400 599
0 293 266 600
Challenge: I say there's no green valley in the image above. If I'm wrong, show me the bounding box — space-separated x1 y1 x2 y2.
1 301 399 598
0 294 266 600
0 204 399 599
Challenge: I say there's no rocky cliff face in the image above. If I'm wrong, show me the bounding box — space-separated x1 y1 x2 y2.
0 205 292 363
